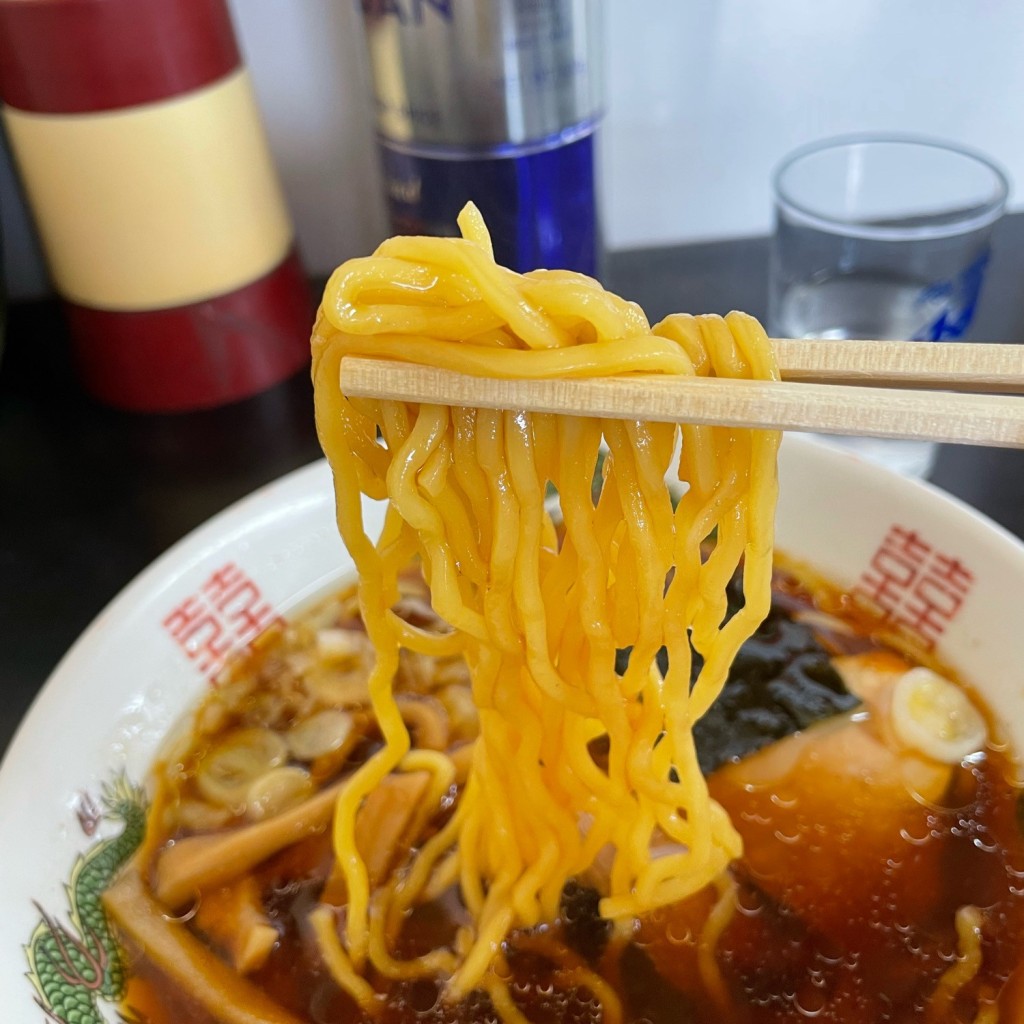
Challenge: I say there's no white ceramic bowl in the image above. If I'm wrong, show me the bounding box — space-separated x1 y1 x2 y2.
2 436 1023 1021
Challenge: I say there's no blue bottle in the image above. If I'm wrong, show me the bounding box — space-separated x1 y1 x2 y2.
360 0 604 277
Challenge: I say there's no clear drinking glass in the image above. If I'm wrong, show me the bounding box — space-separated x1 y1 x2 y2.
768 134 1009 478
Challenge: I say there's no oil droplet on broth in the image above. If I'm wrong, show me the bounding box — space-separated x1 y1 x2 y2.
773 828 803 846
406 979 442 1014
492 958 514 982
794 982 828 1016
735 885 764 917
665 916 694 945
899 824 932 846
770 792 799 810
814 943 845 968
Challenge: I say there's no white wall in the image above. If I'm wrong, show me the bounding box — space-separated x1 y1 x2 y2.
2 0 1022 299
604 0 1024 249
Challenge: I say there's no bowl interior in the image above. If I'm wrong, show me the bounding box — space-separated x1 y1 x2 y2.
2 437 1023 1018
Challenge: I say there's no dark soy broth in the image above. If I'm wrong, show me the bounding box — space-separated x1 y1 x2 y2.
115 568 1024 1023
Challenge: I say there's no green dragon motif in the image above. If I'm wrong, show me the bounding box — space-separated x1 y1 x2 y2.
25 774 147 1024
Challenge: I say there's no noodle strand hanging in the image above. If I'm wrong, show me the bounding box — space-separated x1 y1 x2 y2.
311 203 781 1014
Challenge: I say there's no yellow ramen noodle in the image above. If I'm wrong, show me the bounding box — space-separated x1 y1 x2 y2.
310 204 781 1016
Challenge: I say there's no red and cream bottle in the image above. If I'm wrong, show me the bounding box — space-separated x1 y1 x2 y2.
0 0 313 411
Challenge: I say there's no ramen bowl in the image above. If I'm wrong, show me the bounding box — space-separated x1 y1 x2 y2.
1 435 1022 1021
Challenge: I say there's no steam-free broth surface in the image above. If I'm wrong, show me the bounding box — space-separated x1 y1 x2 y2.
110 566 1024 1024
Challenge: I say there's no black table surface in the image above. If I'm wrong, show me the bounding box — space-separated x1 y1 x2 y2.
3 221 1024 760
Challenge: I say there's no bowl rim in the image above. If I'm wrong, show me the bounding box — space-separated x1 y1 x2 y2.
3 436 1024 1022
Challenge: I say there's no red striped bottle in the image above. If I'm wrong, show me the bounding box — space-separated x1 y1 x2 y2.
0 0 313 411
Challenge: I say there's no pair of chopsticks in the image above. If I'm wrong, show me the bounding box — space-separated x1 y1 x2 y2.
341 340 1024 449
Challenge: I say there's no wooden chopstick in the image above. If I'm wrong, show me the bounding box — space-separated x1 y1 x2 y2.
772 339 1024 393
341 344 1024 450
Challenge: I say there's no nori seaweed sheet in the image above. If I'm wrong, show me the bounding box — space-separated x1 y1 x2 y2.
690 602 860 774
616 576 860 776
